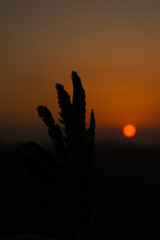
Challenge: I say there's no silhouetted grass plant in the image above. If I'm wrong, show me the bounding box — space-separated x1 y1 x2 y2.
19 72 97 240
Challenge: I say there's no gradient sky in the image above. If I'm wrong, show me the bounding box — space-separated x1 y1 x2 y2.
1 0 160 144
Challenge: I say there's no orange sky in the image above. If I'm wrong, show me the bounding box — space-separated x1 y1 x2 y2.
1 0 160 144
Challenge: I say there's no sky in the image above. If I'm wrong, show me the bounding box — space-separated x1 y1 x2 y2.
1 0 160 145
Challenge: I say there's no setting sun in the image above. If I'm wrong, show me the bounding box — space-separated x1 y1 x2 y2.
123 124 136 138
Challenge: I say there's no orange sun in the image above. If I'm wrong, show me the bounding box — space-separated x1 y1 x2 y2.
123 124 136 138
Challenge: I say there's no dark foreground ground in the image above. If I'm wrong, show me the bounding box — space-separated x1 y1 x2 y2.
0 142 160 239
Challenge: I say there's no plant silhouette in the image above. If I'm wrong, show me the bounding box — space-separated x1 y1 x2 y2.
20 71 97 240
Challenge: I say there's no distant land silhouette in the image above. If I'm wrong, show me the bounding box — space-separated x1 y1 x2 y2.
0 142 159 239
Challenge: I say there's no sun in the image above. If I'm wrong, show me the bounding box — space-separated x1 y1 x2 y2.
123 124 136 138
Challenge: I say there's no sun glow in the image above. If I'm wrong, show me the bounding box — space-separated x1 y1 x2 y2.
123 124 136 138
